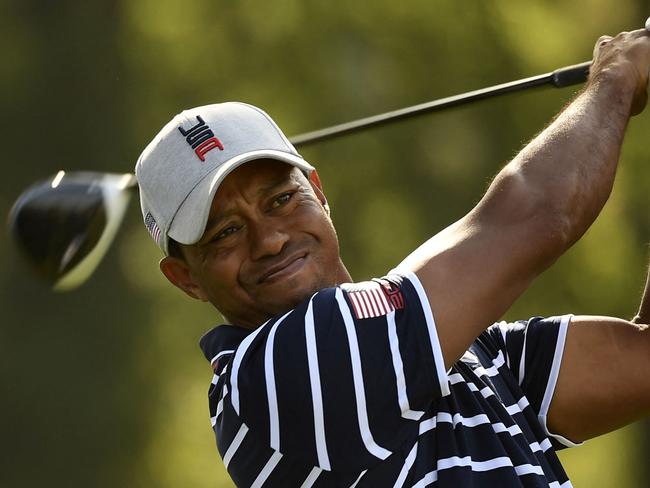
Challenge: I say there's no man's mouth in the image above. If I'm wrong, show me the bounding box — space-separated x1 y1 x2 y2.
258 253 308 284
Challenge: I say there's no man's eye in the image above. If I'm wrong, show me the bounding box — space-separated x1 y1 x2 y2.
211 226 239 242
271 192 293 209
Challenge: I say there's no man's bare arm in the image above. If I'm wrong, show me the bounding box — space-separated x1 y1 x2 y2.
399 30 650 369
548 257 650 442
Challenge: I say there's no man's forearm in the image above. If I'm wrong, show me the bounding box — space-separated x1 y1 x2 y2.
478 32 650 266
497 72 634 246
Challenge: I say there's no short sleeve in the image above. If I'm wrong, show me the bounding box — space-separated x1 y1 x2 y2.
219 271 449 473
489 315 581 448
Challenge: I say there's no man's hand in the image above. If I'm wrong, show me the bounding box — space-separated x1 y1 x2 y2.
590 28 650 115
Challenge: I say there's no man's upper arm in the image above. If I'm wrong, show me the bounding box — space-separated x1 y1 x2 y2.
547 315 650 442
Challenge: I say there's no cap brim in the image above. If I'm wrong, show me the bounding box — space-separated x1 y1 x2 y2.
167 149 314 248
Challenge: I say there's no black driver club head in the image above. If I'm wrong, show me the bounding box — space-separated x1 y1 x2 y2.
8 171 136 291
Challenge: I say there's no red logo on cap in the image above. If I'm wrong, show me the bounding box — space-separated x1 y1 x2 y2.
178 115 224 161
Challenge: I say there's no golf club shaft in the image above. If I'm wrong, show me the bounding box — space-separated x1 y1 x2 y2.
289 61 591 147
108 61 592 188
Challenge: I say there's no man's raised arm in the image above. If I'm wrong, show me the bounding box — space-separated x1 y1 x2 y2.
398 29 650 369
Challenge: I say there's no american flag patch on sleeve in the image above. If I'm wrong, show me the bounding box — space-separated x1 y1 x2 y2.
341 279 405 319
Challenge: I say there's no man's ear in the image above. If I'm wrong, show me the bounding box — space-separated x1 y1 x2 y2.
308 170 330 215
159 256 209 301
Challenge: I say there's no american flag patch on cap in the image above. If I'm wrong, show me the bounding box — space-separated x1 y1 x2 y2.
342 279 405 320
144 212 162 245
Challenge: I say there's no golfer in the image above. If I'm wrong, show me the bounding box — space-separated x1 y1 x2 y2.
135 29 650 487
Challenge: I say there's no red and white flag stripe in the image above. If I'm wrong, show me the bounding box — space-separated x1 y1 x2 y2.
343 281 404 320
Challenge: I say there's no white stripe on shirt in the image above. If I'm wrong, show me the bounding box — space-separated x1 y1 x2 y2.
449 373 497 401
336 288 392 460
419 412 491 435
514 463 545 476
549 480 574 488
349 469 368 488
474 351 506 378
438 455 514 471
506 396 530 416
305 295 331 470
230 322 268 415
211 349 235 367
394 441 418 488
387 311 425 421
518 325 528 386
538 315 581 448
418 412 549 455
299 467 322 488
496 321 509 368
412 455 545 488
265 311 291 451
492 421 523 437
215 384 228 422
223 423 249 469
250 451 283 488
395 269 450 397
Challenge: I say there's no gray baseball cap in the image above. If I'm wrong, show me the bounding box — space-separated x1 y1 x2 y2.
135 102 314 254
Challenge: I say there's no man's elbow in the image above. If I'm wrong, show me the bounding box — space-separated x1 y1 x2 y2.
486 156 615 250
477 169 576 264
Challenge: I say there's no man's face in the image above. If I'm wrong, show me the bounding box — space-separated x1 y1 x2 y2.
165 159 349 328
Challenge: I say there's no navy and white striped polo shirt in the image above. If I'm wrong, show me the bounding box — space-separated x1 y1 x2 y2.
199 270 577 487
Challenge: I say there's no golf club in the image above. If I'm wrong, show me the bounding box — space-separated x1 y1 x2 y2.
8 17 650 290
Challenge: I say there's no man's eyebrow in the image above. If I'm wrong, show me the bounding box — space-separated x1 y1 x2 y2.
203 172 298 236
203 209 236 238
257 172 297 196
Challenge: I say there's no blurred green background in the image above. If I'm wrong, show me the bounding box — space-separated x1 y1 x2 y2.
1 0 649 486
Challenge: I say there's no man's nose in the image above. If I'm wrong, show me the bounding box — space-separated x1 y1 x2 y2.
249 218 290 261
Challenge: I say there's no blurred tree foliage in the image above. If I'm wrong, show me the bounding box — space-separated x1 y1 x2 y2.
1 0 648 486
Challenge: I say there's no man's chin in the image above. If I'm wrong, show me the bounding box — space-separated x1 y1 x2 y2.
261 279 327 316
269 287 317 314
226 280 331 329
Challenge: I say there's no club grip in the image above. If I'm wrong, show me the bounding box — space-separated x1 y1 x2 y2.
551 61 591 88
